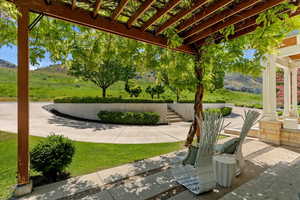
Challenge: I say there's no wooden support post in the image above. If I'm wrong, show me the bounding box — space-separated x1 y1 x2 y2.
17 6 30 186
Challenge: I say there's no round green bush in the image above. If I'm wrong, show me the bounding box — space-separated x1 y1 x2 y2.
30 135 75 179
205 107 232 117
98 111 160 125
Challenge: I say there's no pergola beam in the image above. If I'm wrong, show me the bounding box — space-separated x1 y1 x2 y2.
21 0 195 54
155 0 207 35
276 57 299 69
127 0 155 28
279 44 300 57
182 0 260 40
111 0 129 20
93 0 102 18
176 0 234 33
141 0 181 31
187 0 285 45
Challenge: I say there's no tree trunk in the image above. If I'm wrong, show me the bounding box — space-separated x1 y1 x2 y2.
102 88 106 98
185 52 204 147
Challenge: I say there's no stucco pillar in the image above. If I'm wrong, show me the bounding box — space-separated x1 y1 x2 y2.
291 67 299 118
283 66 298 129
262 55 278 120
283 67 291 117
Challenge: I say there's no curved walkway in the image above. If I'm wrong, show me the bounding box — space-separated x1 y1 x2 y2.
0 102 258 144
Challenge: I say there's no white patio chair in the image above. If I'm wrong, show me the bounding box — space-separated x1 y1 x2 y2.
215 110 260 175
172 112 227 194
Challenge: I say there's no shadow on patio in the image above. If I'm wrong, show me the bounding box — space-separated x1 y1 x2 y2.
18 138 300 200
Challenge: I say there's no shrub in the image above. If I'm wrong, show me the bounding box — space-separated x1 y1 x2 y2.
30 135 75 180
178 99 226 103
146 85 165 99
154 85 165 99
98 111 160 125
220 107 232 116
146 86 156 99
205 107 232 116
234 103 262 109
54 96 173 103
125 80 142 98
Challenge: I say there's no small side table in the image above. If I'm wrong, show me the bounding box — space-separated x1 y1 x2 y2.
213 154 236 187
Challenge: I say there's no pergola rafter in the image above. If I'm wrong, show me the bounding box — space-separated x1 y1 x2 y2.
127 0 155 28
176 0 234 33
187 0 286 45
7 0 300 191
92 0 103 18
71 0 76 10
212 6 300 45
111 0 130 20
180 0 260 40
155 0 208 35
141 0 181 31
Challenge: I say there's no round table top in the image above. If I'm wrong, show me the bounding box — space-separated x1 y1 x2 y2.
213 154 236 165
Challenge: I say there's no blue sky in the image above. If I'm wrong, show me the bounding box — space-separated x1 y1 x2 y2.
1 44 256 69
0 45 53 69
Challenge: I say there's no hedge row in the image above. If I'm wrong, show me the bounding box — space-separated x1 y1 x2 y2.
234 103 262 109
205 107 232 117
178 99 226 103
54 96 226 104
54 97 173 103
97 111 160 125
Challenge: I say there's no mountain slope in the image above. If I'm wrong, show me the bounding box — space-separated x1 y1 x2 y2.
0 59 16 69
224 73 262 94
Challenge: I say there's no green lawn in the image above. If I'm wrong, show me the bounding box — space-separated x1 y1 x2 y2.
0 131 184 199
0 67 262 105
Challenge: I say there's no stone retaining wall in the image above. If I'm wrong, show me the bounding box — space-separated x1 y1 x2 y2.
168 103 226 121
54 103 168 124
53 103 226 124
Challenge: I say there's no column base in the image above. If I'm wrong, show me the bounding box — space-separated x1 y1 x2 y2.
259 120 282 145
262 112 278 121
14 181 32 197
283 118 298 129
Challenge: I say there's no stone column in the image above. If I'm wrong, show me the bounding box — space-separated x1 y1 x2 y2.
262 55 278 120
260 55 282 145
291 67 299 118
283 67 291 117
283 66 298 129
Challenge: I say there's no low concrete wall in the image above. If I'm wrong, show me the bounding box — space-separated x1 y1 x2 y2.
225 121 300 148
281 128 300 148
168 103 226 121
54 103 168 124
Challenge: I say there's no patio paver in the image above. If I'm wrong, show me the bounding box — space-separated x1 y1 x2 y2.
220 159 300 200
18 137 300 200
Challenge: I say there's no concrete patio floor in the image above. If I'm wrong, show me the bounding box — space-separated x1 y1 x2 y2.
18 137 300 200
0 102 260 144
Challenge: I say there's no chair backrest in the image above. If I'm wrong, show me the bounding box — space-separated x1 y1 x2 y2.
194 112 225 168
235 110 260 154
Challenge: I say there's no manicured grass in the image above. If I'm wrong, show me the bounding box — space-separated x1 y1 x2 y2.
0 131 184 199
0 67 262 104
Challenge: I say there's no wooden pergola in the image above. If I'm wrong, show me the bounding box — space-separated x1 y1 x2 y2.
9 0 300 194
